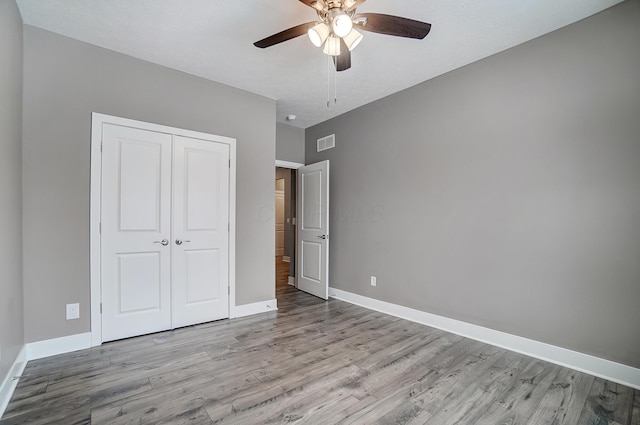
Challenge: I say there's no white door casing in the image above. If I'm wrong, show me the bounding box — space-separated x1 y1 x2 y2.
91 113 236 346
296 161 329 300
100 124 173 341
275 180 285 257
172 136 230 328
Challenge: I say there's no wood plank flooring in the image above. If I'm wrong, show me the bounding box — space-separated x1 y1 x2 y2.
2 263 639 424
276 255 290 287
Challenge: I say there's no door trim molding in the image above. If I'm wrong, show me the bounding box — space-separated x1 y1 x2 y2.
275 160 304 169
90 113 237 346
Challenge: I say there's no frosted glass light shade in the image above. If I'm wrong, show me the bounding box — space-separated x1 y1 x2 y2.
310 1 324 11
308 22 330 48
323 36 341 56
343 28 363 51
332 13 353 38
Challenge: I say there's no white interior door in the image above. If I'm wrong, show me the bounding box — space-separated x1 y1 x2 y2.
275 180 285 256
172 136 230 328
296 160 329 300
101 124 172 342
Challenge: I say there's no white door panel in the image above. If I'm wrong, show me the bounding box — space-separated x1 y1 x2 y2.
101 124 172 342
301 240 322 282
117 252 162 312
172 136 229 328
184 249 220 302
118 141 163 230
297 161 329 300
302 170 323 230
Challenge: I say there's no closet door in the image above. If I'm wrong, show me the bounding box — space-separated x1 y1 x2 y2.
101 124 172 342
172 136 230 327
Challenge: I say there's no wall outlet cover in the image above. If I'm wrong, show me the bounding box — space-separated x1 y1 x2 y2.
66 303 80 320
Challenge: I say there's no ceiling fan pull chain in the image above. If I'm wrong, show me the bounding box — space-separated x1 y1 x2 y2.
327 55 331 108
334 62 338 105
326 55 339 107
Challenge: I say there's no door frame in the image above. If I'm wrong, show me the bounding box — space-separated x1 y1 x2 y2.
275 160 303 288
275 180 285 257
90 113 237 346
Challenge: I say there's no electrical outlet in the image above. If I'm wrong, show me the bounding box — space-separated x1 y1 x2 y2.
66 303 80 320
370 276 377 287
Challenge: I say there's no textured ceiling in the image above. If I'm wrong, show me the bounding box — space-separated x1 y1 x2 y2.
17 0 623 128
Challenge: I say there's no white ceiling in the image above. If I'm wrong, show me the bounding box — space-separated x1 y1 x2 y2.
17 0 623 129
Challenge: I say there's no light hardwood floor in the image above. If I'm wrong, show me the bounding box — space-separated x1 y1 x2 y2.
276 255 290 288
2 260 639 424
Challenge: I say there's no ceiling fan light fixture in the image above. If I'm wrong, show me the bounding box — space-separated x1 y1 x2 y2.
308 22 330 47
332 13 353 38
343 28 363 51
353 16 368 26
344 0 357 8
323 35 341 56
310 1 324 11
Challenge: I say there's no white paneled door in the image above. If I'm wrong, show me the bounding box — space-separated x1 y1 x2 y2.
297 161 329 300
101 124 230 342
172 136 229 328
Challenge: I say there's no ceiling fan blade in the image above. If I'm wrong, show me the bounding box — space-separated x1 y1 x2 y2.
355 13 431 39
332 39 351 72
254 22 315 48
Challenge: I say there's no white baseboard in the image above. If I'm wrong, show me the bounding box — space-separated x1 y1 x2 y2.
283 256 290 263
0 346 27 418
1 333 92 416
233 299 278 318
26 332 92 361
329 287 640 390
288 276 295 286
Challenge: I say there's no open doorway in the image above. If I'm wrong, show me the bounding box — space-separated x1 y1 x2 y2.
275 163 300 298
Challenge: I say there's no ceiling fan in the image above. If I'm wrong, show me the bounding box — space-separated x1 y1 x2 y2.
254 0 431 72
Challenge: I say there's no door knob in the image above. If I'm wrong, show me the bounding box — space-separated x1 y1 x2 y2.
175 239 191 246
153 239 169 246
317 235 327 240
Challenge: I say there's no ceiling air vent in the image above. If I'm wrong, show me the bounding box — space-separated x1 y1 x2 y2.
317 134 335 152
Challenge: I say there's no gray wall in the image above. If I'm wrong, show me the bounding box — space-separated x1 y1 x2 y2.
276 122 305 164
22 26 276 343
306 0 640 368
0 0 25 386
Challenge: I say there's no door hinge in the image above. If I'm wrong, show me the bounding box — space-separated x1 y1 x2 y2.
99 222 101 234
100 303 102 314
100 141 103 152
228 222 230 232
228 286 230 295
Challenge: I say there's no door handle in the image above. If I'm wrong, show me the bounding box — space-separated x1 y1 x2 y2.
153 239 169 246
317 235 327 240
175 239 191 246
